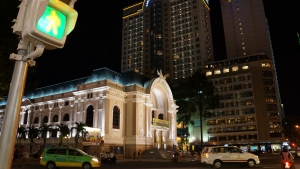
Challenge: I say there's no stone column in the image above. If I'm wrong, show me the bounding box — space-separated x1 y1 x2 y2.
59 109 62 123
48 110 51 123
101 99 106 134
19 110 24 125
79 101 84 122
146 106 151 138
27 109 31 126
39 110 42 126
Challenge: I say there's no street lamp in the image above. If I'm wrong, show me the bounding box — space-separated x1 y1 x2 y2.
64 135 70 146
292 125 299 145
198 90 203 151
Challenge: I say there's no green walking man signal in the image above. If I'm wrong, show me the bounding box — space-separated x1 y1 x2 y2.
12 0 78 50
37 6 67 39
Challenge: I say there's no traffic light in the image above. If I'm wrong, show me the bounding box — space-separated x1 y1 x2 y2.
14 0 78 50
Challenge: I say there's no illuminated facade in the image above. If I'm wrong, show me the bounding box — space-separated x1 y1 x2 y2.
121 0 214 81
203 54 284 152
0 68 178 158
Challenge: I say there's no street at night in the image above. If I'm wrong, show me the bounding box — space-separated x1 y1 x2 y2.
11 154 300 169
0 0 300 169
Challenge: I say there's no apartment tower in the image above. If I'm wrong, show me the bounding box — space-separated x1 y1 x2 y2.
203 54 284 152
220 0 274 60
197 0 284 151
121 0 214 81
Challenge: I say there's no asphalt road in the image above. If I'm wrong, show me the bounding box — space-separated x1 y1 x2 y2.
11 154 300 169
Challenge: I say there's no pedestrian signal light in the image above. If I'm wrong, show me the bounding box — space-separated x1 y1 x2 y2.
37 6 67 39
22 0 78 50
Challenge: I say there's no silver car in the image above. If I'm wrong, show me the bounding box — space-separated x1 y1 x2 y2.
201 146 260 168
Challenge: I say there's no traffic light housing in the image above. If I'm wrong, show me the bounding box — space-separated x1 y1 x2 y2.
17 0 78 50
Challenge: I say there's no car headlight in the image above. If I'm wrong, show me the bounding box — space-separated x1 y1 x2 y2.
92 158 99 162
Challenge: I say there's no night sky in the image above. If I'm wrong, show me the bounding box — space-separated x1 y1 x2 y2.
10 1 300 116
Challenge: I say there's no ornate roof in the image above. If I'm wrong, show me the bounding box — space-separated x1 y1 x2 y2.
0 68 153 106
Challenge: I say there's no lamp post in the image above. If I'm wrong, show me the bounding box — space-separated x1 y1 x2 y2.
292 125 299 146
198 90 203 151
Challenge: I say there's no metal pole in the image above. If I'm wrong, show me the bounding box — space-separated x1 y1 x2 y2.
198 91 203 151
99 132 102 158
0 40 28 169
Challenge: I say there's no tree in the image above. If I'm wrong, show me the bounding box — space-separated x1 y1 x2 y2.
172 70 218 146
16 126 27 147
27 126 40 145
71 122 86 148
57 124 70 147
174 96 196 146
39 124 52 148
173 70 218 122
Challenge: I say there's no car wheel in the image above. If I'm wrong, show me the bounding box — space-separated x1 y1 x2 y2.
46 161 56 169
82 162 92 169
213 160 222 169
247 159 256 168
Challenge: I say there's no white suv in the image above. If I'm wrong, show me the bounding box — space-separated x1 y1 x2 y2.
201 146 260 168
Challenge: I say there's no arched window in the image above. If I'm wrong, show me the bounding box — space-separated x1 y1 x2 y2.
113 106 120 129
53 115 58 122
86 105 94 127
158 113 163 120
23 110 28 124
63 114 70 121
152 110 155 119
43 116 48 123
33 117 39 124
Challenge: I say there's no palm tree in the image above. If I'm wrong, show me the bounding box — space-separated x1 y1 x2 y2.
39 124 52 149
27 126 39 145
71 122 86 148
57 124 70 147
16 127 27 147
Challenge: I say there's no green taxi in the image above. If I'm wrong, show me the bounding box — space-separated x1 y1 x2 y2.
40 147 100 169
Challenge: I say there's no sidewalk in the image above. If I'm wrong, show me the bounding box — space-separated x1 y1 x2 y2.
12 158 40 168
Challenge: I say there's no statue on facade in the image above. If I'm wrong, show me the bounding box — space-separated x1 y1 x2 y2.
157 70 166 80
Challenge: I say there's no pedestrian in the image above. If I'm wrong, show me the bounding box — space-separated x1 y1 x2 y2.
179 151 182 160
133 151 136 160
138 150 141 161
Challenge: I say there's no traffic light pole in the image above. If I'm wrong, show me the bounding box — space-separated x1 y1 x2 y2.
0 40 44 169
198 91 203 151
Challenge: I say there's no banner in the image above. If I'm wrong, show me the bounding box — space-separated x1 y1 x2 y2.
82 127 101 145
152 118 170 128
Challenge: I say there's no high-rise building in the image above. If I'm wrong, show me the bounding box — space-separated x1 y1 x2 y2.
220 0 274 59
190 0 285 151
203 54 285 152
121 0 214 81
